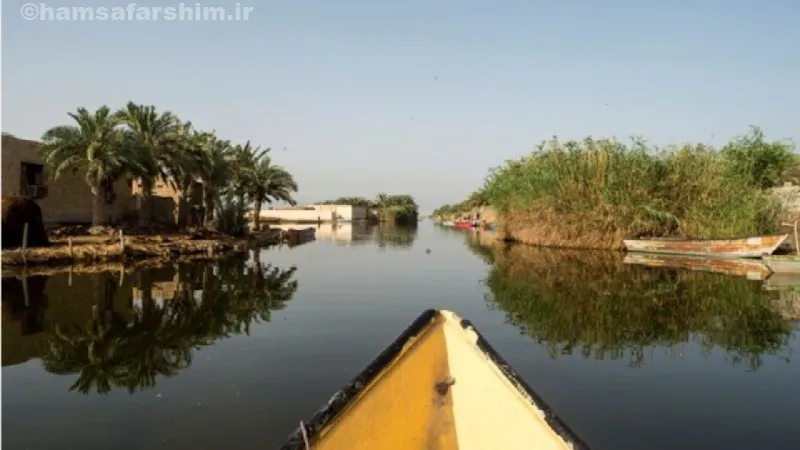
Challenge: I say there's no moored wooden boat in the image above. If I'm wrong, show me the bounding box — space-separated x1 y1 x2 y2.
763 254 800 274
279 309 591 450
623 234 789 258
283 227 316 247
623 253 772 280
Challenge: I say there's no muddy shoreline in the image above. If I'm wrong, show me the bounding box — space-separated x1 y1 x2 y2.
1 230 284 269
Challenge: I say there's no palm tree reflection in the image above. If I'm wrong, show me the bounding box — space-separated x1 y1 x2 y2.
41 255 298 395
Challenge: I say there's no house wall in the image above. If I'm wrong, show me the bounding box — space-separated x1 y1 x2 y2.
350 206 367 220
313 221 369 242
2 272 135 367
311 205 367 221
257 204 368 223
131 179 203 226
258 209 330 222
1 135 132 224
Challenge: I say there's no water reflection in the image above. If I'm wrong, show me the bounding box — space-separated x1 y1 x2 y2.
265 222 419 249
2 251 298 395
373 223 417 248
477 244 797 371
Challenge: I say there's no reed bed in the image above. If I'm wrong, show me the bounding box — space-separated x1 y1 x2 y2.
483 129 794 249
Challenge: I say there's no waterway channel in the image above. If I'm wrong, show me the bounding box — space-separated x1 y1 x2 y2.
3 222 799 449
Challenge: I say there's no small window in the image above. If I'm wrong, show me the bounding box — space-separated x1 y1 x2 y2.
20 162 47 198
101 178 116 204
20 162 44 187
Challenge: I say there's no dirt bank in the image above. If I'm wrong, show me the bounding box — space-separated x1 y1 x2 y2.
1 233 254 267
0 220 301 269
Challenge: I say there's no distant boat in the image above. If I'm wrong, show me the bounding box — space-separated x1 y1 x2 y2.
763 254 800 274
453 220 477 229
623 253 772 280
279 309 591 450
623 234 789 258
442 221 454 227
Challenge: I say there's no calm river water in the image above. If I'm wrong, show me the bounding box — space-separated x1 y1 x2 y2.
3 222 800 450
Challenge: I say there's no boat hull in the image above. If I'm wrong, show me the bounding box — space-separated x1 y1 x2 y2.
453 221 477 229
763 255 800 274
283 227 316 247
279 309 590 450
623 234 789 258
623 253 772 280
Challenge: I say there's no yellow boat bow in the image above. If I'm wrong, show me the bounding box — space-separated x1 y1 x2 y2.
279 309 591 450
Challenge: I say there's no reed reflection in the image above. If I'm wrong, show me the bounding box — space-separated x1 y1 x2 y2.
480 244 795 370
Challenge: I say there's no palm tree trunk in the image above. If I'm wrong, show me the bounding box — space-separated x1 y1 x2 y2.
178 190 190 228
138 182 153 227
179 178 197 228
237 191 246 227
253 197 263 230
91 187 105 227
203 191 215 228
138 271 154 314
253 247 264 288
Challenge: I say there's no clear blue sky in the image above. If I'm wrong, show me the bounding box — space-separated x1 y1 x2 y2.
3 0 799 212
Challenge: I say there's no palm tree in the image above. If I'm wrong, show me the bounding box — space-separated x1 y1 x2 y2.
40 106 133 226
114 102 181 226
375 193 390 210
229 142 268 224
198 139 232 228
170 122 212 227
249 156 298 229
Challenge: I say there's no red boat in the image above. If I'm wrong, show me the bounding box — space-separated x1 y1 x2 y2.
453 220 477 229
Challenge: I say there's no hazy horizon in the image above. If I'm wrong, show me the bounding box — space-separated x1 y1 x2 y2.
3 0 799 212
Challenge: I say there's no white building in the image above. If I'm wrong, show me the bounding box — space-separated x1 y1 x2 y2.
256 204 367 223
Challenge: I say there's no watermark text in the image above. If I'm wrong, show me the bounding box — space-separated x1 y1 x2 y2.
20 2 254 21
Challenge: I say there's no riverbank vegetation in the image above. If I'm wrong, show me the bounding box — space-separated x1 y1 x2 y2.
432 189 489 220
38 103 298 233
318 193 419 225
436 127 797 249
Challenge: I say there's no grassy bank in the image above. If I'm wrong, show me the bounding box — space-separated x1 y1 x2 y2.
438 128 796 249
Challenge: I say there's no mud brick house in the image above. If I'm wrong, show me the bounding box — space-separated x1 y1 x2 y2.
1 134 132 225
2 134 203 226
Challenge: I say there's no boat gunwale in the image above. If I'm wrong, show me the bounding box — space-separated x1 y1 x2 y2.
278 309 592 450
457 316 592 450
763 254 800 261
623 234 789 258
278 309 439 450
622 233 789 244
